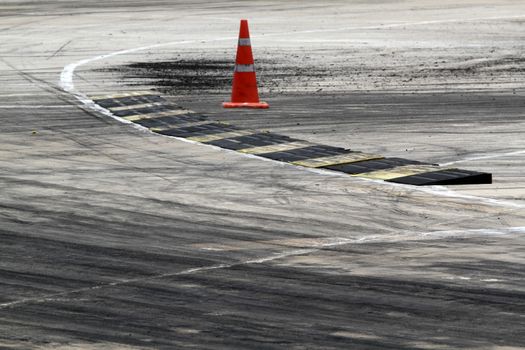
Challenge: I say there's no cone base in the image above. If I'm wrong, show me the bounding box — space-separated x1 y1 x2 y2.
223 101 269 109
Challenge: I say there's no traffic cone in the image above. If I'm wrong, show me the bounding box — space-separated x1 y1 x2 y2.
223 19 269 109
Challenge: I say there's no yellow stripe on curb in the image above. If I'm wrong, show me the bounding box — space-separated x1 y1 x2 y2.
91 91 156 100
354 165 444 180
292 152 383 168
187 130 257 142
109 102 166 112
123 109 194 121
150 121 217 132
238 141 314 155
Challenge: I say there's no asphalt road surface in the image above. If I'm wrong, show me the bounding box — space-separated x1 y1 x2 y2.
1 1 525 349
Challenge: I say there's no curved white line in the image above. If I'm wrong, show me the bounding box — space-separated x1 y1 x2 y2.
440 150 525 166
0 105 74 108
59 17 525 210
59 39 198 125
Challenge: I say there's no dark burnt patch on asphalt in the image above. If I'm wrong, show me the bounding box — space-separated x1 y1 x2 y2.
97 49 525 97
99 59 233 93
97 54 333 95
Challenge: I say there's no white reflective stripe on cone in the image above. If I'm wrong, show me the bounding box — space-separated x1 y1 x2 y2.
238 38 251 46
235 64 255 72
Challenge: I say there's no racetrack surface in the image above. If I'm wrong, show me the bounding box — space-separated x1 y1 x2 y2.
1 1 525 349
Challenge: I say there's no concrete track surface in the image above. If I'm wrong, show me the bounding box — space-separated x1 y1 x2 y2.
1 1 525 349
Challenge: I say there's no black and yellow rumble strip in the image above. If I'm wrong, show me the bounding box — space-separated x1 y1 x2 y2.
91 91 492 186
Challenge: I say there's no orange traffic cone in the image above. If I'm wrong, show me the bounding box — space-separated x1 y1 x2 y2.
223 19 269 109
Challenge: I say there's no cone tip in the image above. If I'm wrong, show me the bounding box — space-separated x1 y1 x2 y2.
239 19 250 38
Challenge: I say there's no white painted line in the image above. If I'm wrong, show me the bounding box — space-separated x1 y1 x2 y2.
59 39 202 127
440 150 525 166
418 226 525 238
271 15 525 37
0 93 51 97
0 105 75 109
60 39 207 93
345 226 525 245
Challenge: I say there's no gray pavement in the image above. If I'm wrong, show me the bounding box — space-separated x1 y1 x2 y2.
1 1 525 349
